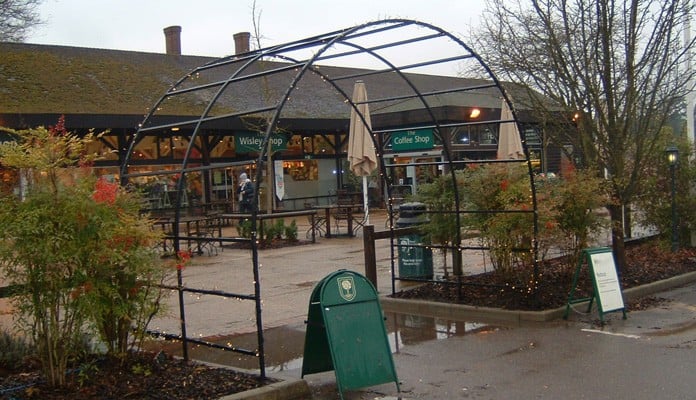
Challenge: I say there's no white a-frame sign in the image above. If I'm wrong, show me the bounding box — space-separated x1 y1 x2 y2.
564 247 626 322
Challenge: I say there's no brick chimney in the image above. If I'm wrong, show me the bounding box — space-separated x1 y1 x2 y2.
163 26 182 55
233 32 251 55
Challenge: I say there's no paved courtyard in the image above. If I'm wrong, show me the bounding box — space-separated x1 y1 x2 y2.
3 210 695 400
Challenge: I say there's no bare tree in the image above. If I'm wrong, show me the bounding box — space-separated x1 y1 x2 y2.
470 0 696 270
250 0 265 51
249 0 274 213
0 0 44 42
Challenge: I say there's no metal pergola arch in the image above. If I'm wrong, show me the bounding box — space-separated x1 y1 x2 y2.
119 19 539 378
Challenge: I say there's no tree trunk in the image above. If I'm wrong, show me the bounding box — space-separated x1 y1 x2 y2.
623 204 632 238
452 248 463 277
441 249 449 279
608 204 626 275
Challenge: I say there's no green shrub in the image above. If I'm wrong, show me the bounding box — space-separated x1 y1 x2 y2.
271 219 285 240
0 122 170 387
284 220 298 242
237 219 252 238
415 163 608 279
413 174 459 277
237 218 298 245
539 168 608 265
0 330 34 370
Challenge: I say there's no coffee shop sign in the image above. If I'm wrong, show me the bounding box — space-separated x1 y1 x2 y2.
391 128 434 151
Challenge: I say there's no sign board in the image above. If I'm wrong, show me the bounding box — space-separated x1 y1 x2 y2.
391 128 434 151
588 250 624 312
302 270 399 399
235 131 287 153
274 160 284 200
397 234 433 279
564 247 626 322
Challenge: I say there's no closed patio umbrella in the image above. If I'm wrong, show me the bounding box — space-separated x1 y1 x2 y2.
348 80 377 224
496 98 525 160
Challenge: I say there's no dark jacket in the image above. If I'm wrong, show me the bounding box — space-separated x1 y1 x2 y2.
238 180 254 210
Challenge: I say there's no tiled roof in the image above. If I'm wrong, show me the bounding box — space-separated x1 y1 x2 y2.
0 42 214 115
0 42 522 124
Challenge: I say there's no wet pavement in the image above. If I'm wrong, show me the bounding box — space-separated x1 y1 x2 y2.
148 210 492 340
374 285 696 400
299 284 696 400
140 210 696 399
3 210 695 399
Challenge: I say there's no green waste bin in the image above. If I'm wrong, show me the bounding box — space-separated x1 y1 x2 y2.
396 202 433 279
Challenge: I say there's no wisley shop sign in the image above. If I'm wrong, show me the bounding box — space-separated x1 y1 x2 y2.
235 131 288 153
391 128 434 151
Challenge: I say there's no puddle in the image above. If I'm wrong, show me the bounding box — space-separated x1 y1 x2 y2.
145 325 305 373
384 312 503 352
146 313 503 373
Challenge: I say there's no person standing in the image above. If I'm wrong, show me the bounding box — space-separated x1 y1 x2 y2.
237 172 254 213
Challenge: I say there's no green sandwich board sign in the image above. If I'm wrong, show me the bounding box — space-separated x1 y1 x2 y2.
564 247 626 322
391 128 434 151
302 270 399 400
235 131 287 153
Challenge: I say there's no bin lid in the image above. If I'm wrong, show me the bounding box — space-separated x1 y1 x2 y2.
399 202 426 218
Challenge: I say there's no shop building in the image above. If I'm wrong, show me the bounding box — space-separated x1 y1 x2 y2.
0 26 567 212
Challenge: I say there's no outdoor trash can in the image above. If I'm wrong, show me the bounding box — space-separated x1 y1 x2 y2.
396 202 433 279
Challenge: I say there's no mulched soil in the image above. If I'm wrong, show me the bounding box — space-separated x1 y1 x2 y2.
0 351 275 400
2 240 694 399
391 241 696 311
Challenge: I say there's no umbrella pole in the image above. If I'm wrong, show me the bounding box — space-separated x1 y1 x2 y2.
362 176 369 225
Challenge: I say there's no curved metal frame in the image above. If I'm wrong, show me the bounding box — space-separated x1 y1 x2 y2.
119 19 538 377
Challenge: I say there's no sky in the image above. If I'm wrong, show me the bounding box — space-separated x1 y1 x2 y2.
27 0 488 59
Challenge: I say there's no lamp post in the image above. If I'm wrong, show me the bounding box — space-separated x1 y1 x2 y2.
666 145 679 252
